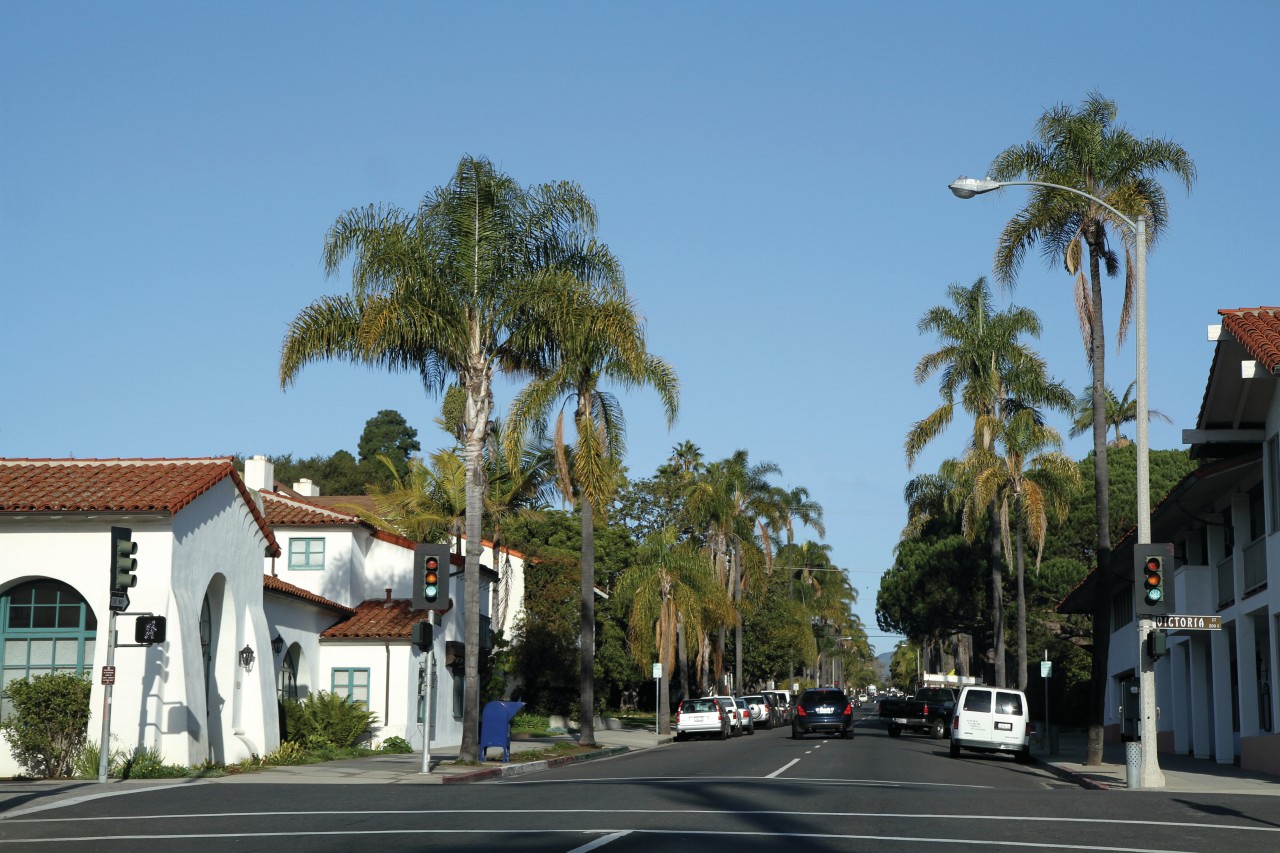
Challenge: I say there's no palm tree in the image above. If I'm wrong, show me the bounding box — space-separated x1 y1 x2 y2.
1068 380 1173 446
907 277 1067 686
987 92 1195 762
505 283 678 746
961 408 1079 690
614 529 733 734
279 156 618 762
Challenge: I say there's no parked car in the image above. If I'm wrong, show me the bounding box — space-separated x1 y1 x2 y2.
740 694 774 729
710 695 743 736
675 697 731 740
763 690 792 724
878 687 958 739
792 687 854 739
950 685 1032 762
734 698 756 734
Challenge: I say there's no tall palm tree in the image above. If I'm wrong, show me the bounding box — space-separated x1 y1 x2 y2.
505 284 678 746
987 92 1195 763
907 277 1067 686
280 156 618 762
1068 380 1173 446
614 529 733 734
962 408 1079 690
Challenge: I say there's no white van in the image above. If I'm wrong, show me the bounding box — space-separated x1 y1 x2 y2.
949 685 1032 763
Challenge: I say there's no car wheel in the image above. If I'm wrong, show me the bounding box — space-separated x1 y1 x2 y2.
1014 747 1032 764
949 740 960 758
887 724 902 738
930 719 946 740
791 727 803 740
674 731 685 742
719 723 729 740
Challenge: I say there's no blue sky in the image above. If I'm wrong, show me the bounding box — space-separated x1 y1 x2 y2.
3 2 1277 657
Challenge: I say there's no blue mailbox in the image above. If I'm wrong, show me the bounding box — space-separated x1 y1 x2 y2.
479 700 525 762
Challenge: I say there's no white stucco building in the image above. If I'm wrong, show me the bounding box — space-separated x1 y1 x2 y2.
0 455 512 777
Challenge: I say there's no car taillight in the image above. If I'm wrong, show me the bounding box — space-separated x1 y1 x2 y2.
952 715 959 731
796 705 807 716
843 704 852 716
922 704 929 716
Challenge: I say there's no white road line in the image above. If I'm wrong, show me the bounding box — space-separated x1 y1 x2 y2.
566 830 631 852
9 809 1274 834
0 827 1234 851
766 759 800 778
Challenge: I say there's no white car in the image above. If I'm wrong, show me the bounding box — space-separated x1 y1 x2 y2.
675 697 730 740
740 694 774 728
710 695 743 735
950 685 1032 762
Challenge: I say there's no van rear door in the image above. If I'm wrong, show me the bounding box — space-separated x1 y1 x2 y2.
957 688 994 741
990 690 1026 747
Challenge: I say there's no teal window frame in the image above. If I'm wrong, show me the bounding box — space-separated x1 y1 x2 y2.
0 580 97 720
288 538 325 571
331 667 370 708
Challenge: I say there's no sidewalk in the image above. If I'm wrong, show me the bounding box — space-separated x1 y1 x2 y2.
1031 728 1280 795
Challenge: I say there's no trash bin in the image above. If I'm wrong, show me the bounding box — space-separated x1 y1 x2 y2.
1125 741 1142 788
479 700 525 762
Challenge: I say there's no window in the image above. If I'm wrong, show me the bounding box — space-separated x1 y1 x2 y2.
288 538 325 571
331 667 369 707
1 581 97 720
962 689 993 713
279 646 299 702
995 692 1024 715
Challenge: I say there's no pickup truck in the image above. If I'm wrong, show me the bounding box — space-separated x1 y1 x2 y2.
878 687 958 739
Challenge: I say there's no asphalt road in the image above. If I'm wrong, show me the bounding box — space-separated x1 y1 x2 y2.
2 709 1278 852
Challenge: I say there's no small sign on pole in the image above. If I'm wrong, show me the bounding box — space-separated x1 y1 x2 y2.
652 663 662 679
101 666 116 686
1040 660 1052 678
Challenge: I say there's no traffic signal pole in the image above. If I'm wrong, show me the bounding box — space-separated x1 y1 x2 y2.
97 609 117 784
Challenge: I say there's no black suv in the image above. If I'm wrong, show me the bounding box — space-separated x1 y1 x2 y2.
792 687 854 739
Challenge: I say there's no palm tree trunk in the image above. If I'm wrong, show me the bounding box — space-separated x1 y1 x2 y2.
458 374 491 763
1085 237 1113 766
579 497 597 746
677 615 688 703
988 502 1006 688
1016 521 1027 692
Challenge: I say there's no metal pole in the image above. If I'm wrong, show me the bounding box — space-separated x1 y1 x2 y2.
655 672 660 735
1043 649 1050 752
419 649 434 774
1133 215 1165 788
97 610 117 783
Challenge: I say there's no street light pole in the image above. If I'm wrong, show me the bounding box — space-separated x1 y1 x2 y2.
949 177 1161 787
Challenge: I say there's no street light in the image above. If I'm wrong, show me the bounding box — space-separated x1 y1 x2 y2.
949 175 1160 787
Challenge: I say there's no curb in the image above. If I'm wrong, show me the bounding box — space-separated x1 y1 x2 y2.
441 745 631 785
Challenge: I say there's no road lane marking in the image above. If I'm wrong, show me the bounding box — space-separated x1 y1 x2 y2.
766 759 800 778
566 830 631 852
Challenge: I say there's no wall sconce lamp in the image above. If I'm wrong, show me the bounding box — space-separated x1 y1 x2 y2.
239 645 256 672
271 634 285 656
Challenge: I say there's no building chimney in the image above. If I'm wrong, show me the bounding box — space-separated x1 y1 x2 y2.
244 455 274 492
293 478 320 497
384 588 393 608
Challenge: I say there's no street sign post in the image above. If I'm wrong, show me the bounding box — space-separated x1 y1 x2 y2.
1153 615 1222 630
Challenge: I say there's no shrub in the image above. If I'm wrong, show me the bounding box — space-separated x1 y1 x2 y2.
263 740 309 765
120 746 188 779
1 673 92 778
511 712 550 733
379 736 413 754
283 692 377 749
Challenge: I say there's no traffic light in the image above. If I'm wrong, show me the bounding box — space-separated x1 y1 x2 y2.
1145 629 1167 660
1133 543 1175 616
412 620 433 652
412 543 451 611
110 526 138 592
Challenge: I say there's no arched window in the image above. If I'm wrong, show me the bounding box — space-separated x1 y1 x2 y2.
0 580 97 719
279 645 299 702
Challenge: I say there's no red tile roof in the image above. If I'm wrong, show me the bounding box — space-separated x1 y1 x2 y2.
263 574 354 615
260 491 419 550
1220 307 1280 374
0 458 280 556
321 597 431 640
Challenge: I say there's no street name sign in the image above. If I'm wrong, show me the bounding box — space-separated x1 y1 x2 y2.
1153 615 1222 630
